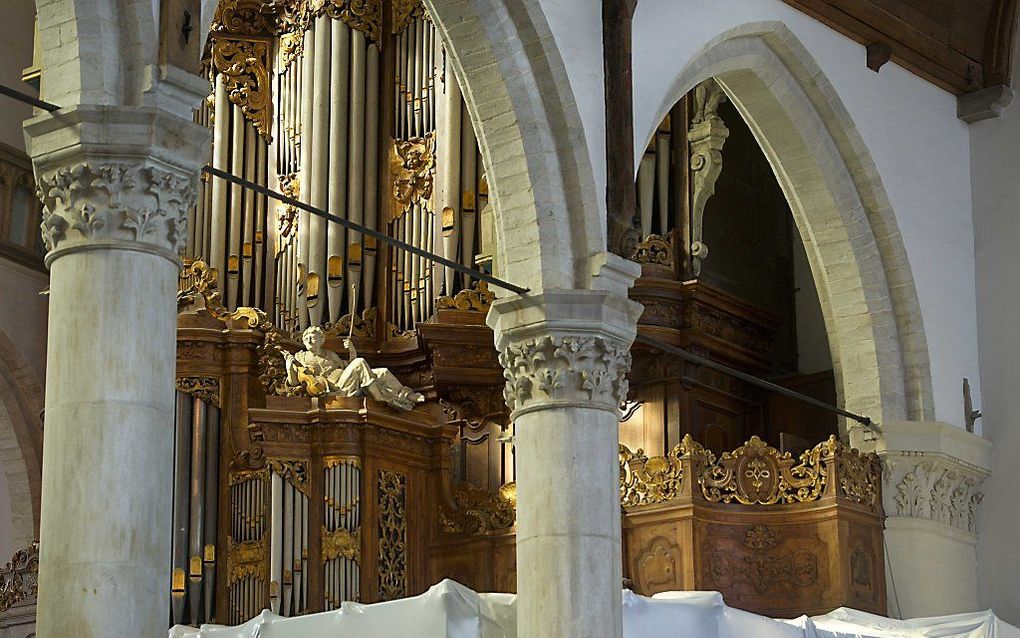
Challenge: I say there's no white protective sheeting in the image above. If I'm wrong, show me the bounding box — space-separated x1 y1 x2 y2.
170 581 1018 638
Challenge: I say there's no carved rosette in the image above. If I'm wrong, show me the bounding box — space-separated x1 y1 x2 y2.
35 162 197 260
883 454 986 534
498 335 632 417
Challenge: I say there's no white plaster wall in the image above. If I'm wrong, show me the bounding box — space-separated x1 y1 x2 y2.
971 35 1020 625
0 0 37 152
0 450 14 563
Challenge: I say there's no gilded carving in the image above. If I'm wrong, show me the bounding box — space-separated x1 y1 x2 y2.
390 134 435 220
378 469 407 601
436 280 495 312
619 445 684 507
498 335 632 416
321 0 382 41
321 526 361 562
36 163 196 255
699 436 828 506
269 458 310 495
392 0 425 34
212 38 274 140
631 233 674 268
0 541 38 614
176 376 221 407
227 537 267 585
439 481 516 535
211 0 280 36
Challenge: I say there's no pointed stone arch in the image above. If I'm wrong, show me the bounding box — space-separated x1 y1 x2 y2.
634 21 934 427
423 0 608 292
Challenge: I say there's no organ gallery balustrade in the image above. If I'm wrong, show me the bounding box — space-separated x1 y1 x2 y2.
433 435 886 619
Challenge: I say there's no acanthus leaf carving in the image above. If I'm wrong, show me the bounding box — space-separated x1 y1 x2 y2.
212 38 274 140
887 457 984 533
498 335 632 416
35 162 197 256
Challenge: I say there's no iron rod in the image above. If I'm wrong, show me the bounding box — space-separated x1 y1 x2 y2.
633 333 872 426
202 165 529 295
0 83 59 112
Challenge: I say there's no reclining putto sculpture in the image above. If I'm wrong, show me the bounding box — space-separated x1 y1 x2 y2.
283 326 425 411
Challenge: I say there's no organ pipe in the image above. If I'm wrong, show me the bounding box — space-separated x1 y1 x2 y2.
327 19 351 322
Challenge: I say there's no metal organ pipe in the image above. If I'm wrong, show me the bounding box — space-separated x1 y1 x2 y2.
459 105 477 289
242 124 257 307
211 78 230 292
363 44 380 310
309 16 331 326
348 28 367 316
638 147 655 238
202 406 220 624
298 29 315 328
328 20 351 322
171 392 192 626
439 64 462 296
655 126 670 235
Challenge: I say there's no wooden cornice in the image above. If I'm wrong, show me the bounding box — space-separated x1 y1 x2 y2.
782 0 1020 95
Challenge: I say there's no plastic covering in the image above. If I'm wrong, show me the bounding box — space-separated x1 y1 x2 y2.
170 581 1019 638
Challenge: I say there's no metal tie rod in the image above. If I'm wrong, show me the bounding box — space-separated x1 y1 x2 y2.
633 332 872 426
203 165 530 295
0 83 60 112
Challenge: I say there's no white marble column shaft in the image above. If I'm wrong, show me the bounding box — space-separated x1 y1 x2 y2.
488 255 642 638
25 96 208 637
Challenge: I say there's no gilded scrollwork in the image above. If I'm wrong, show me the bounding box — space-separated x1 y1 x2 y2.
226 537 267 585
439 481 517 535
321 526 361 562
390 134 435 220
212 38 274 140
378 469 407 601
0 541 38 614
699 436 827 505
211 0 281 36
631 233 675 267
619 445 684 507
269 458 310 494
436 280 495 312
392 0 425 34
176 376 221 407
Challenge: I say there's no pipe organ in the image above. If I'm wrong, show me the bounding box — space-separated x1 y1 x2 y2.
171 0 870 629
187 0 488 336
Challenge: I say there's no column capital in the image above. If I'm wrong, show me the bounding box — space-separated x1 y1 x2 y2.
862 420 992 538
487 255 643 419
24 101 211 267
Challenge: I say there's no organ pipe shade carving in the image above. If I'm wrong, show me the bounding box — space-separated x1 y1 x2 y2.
212 39 274 140
377 469 407 601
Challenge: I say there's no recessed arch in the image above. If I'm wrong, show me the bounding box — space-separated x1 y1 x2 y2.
423 0 607 292
0 329 43 551
634 21 934 426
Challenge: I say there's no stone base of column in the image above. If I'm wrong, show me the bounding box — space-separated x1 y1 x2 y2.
860 420 991 618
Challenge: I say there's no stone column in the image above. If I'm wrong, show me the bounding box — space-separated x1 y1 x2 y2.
859 420 991 618
487 255 642 638
24 79 208 636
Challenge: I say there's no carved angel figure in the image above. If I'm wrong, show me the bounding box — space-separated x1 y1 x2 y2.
283 326 425 411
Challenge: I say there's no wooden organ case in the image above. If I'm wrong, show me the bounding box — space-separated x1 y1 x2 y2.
170 0 887 628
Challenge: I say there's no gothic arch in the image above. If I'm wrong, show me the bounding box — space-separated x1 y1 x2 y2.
423 0 606 292
0 329 43 550
634 21 934 426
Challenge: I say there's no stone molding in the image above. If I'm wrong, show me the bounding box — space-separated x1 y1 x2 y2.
864 421 992 539
24 102 211 266
487 254 643 419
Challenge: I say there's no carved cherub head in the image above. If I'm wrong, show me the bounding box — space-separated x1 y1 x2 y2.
301 326 326 351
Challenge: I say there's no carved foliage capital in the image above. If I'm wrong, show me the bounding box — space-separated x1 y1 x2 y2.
35 162 197 258
498 334 632 416
882 453 986 534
